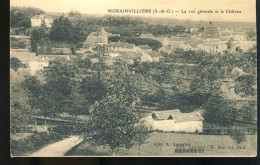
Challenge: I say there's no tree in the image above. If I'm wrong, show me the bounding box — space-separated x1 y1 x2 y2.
237 101 257 123
10 57 24 71
49 16 83 44
134 122 150 156
203 96 238 127
10 70 32 132
229 129 246 149
22 75 52 125
42 59 77 118
30 21 50 54
234 74 256 99
10 7 44 28
85 94 138 156
65 85 88 124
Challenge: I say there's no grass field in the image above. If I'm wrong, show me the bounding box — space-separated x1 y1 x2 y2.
65 132 257 157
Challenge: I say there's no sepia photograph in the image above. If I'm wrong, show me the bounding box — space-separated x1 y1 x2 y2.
10 0 257 157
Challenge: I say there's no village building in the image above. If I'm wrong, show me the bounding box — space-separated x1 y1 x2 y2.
83 27 120 50
10 50 48 74
189 27 200 33
197 41 227 54
162 38 194 51
201 25 221 41
138 33 156 39
142 109 204 133
229 32 247 41
83 27 109 49
159 46 172 54
148 52 163 62
229 41 256 52
138 45 153 52
108 42 141 53
140 53 153 62
31 14 53 28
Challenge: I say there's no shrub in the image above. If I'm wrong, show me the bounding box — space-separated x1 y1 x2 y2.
10 132 67 156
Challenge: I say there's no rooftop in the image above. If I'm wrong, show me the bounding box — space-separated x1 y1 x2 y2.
152 109 204 122
31 14 53 19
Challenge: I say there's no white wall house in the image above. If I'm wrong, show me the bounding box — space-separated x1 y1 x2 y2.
31 14 53 28
10 50 49 75
197 41 227 54
140 53 153 62
142 109 204 133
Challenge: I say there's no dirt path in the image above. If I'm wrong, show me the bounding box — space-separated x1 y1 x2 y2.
30 136 83 157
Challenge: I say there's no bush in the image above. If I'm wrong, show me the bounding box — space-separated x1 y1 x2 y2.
10 132 67 156
51 124 88 135
10 40 26 49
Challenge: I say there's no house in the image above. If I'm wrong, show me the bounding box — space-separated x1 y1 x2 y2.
108 42 141 53
229 41 256 52
197 41 227 54
138 33 156 39
148 52 163 62
10 50 48 74
140 53 153 62
163 39 194 51
83 27 109 49
142 109 204 132
138 45 153 52
50 48 73 55
201 25 221 41
189 27 200 33
159 46 172 54
31 14 53 28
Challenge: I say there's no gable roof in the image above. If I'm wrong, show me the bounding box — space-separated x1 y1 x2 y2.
152 110 204 122
31 14 53 19
84 36 107 45
10 50 37 62
152 109 181 120
139 33 155 39
139 45 152 50
108 42 136 49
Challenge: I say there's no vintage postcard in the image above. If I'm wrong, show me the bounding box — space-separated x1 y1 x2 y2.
10 0 257 157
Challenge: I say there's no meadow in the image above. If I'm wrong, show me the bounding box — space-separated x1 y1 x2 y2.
65 132 257 156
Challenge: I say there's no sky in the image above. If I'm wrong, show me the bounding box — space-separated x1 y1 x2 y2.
11 0 256 22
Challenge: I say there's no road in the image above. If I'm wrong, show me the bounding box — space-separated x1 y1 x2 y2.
30 136 83 157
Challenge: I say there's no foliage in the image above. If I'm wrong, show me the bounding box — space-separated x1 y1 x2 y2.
11 132 66 156
85 94 138 155
22 75 52 119
237 101 257 123
10 57 24 71
122 37 162 50
228 129 246 146
133 122 150 156
49 16 85 44
10 39 27 49
234 74 256 99
108 36 121 42
51 124 88 135
203 96 238 127
10 71 32 133
43 59 77 117
30 21 51 54
11 7 44 28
